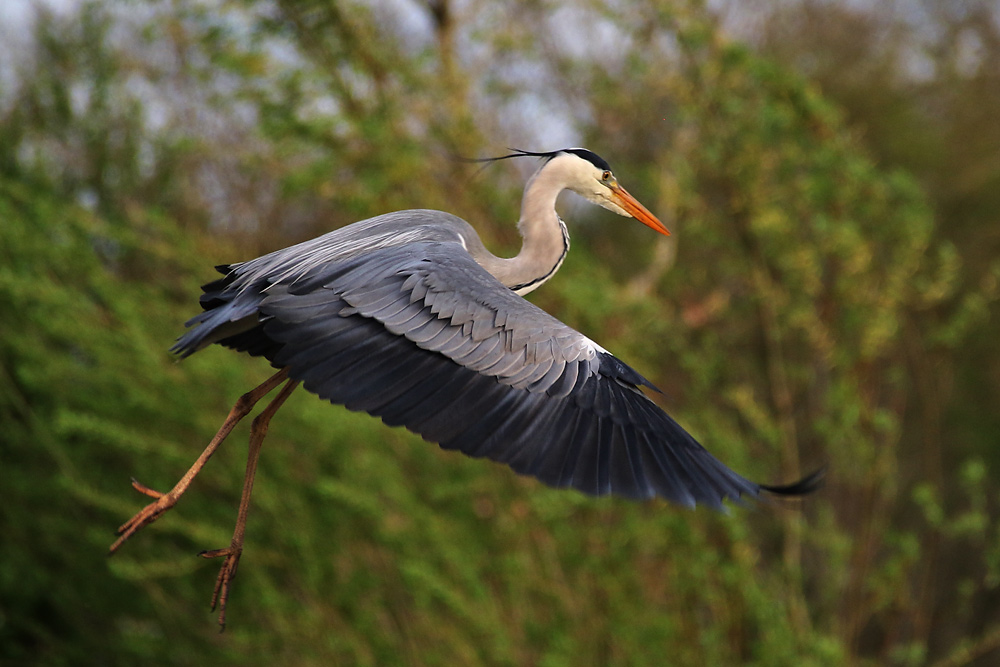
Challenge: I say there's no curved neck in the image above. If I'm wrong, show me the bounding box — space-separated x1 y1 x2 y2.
472 160 573 295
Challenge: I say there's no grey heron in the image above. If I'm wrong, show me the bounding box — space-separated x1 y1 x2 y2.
110 148 820 628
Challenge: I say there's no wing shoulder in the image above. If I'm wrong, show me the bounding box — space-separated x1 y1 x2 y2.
171 211 470 356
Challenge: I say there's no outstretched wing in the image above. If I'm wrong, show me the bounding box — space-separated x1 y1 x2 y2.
177 239 812 507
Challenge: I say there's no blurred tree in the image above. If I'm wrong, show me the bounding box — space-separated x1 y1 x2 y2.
719 1 1000 663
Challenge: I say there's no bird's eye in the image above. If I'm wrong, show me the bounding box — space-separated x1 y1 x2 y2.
601 170 612 182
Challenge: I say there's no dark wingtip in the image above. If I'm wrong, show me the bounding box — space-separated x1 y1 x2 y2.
760 465 827 497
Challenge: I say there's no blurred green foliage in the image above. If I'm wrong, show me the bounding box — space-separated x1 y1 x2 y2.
1 1 997 665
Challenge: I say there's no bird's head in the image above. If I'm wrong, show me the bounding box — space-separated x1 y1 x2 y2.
470 147 670 236
550 148 670 236
469 148 670 236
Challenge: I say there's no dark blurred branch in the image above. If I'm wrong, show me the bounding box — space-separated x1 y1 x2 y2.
929 623 1000 667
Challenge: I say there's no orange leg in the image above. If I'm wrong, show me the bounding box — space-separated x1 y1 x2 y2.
109 368 289 555
199 377 299 630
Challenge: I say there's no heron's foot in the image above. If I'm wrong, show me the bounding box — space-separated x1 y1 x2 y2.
109 478 180 554
200 544 244 631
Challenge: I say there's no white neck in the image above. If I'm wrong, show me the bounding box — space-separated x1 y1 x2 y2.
471 156 583 294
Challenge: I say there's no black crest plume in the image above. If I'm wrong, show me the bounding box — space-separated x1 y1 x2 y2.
463 148 612 172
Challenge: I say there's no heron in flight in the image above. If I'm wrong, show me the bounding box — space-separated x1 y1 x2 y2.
110 148 819 628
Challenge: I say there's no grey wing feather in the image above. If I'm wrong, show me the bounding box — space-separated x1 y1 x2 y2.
173 222 796 507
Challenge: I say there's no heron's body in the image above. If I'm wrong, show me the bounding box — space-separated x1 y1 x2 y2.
113 148 818 628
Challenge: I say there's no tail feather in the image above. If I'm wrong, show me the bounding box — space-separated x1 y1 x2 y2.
171 294 263 357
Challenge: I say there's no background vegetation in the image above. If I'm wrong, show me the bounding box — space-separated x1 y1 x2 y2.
2 0 998 664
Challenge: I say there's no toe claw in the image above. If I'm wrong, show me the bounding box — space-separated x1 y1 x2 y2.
203 546 242 631
109 484 178 553
130 477 165 499
198 548 228 559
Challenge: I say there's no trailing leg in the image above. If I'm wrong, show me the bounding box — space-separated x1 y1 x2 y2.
109 368 290 554
199 377 300 630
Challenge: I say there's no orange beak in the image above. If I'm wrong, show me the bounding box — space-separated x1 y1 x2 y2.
610 185 671 236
